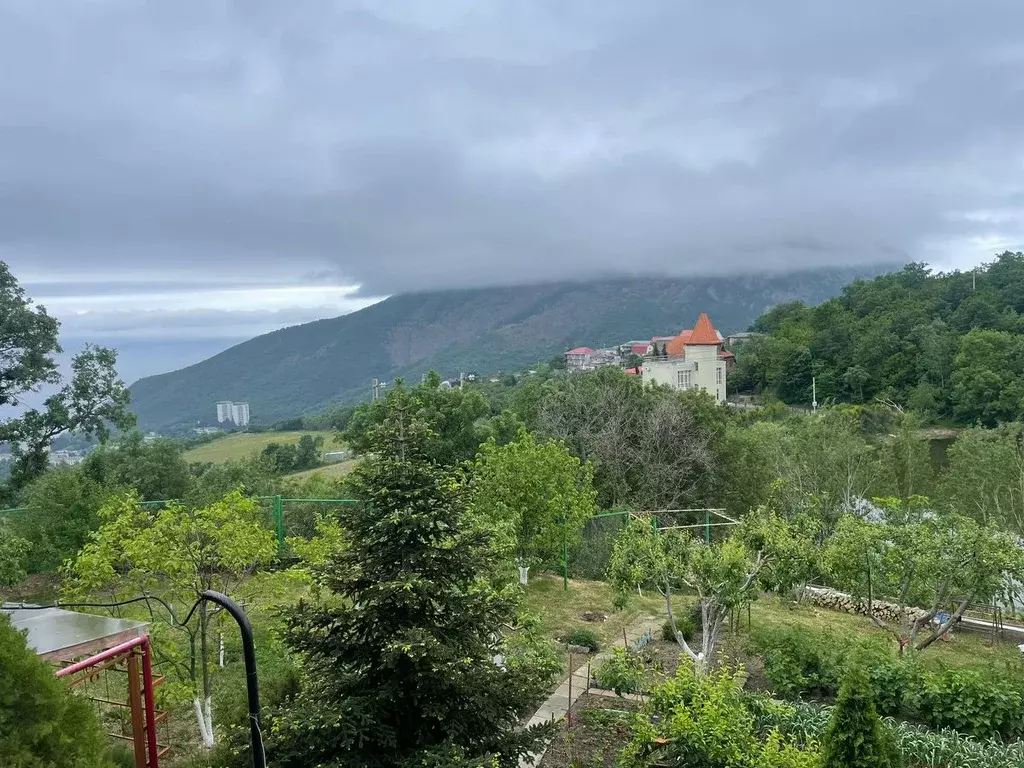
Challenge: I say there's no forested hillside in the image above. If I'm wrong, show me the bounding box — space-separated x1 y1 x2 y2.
128 268 877 431
732 252 1024 425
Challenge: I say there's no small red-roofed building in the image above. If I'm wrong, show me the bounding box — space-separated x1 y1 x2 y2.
564 346 595 371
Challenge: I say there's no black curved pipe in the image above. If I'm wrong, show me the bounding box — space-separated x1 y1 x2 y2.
200 590 266 768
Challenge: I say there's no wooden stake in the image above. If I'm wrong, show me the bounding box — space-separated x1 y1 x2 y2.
126 651 147 768
567 651 573 727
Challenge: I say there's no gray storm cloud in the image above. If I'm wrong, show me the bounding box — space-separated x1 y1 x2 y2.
1 1 1023 295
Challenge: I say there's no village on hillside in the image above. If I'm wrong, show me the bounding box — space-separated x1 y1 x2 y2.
564 313 758 403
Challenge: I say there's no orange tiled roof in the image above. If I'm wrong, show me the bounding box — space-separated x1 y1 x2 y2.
664 330 692 357
665 314 721 356
688 313 721 345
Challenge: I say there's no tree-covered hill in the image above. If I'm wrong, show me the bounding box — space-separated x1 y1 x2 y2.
732 252 1024 425
128 268 878 431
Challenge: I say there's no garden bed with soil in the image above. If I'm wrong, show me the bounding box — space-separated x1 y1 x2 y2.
538 693 642 768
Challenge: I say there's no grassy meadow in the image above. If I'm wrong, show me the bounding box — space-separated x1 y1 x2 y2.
183 430 338 464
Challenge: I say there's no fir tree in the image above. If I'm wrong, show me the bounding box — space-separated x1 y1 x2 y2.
821 661 901 768
0 614 114 767
267 383 552 768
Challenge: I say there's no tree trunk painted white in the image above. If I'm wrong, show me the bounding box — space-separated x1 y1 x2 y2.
218 633 225 668
518 565 530 586
193 697 215 749
662 582 703 670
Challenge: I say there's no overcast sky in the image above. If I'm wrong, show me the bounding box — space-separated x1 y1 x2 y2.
3 1 1023 380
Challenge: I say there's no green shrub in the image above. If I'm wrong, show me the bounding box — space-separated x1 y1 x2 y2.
749 626 847 699
662 615 696 643
856 639 919 717
910 665 1024 741
750 625 1024 743
15 467 110 573
595 647 646 696
567 628 600 652
820 663 900 768
0 614 114 767
620 664 819 768
752 697 1024 768
0 526 29 587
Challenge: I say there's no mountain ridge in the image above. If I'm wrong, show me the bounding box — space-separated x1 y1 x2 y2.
128 267 893 431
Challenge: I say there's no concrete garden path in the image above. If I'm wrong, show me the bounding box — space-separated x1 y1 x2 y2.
519 615 664 767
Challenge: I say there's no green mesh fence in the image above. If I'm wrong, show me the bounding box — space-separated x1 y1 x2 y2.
645 508 739 545
567 511 630 581
562 508 741 587
266 496 360 557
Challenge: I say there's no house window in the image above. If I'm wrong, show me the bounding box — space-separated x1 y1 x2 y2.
677 370 691 389
693 362 699 371
716 367 723 385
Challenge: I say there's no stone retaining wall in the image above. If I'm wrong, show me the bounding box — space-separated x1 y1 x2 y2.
804 586 928 623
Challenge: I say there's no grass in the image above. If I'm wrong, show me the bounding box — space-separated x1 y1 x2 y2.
284 458 359 480
745 595 1021 670
183 430 338 464
523 574 666 651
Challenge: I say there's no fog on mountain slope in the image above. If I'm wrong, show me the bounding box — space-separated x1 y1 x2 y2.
128 268 884 432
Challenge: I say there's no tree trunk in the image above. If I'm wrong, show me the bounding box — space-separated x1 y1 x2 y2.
662 584 700 667
915 595 974 651
193 697 214 749
198 603 215 748
699 603 724 677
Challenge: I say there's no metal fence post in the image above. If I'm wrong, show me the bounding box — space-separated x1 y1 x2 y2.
704 509 711 544
273 495 285 553
562 514 568 592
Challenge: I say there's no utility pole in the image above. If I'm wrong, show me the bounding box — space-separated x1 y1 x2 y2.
812 377 818 412
973 268 977 291
371 378 380 402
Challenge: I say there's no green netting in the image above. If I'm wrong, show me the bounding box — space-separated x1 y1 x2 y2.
270 496 360 557
650 508 739 545
562 508 741 586
567 511 629 581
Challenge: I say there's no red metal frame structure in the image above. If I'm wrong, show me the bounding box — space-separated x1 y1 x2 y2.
56 636 161 767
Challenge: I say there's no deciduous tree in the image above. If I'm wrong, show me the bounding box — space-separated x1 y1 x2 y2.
939 424 1024 533
65 490 277 747
0 262 134 497
469 428 596 584
609 512 806 675
536 368 722 509
344 372 490 467
823 498 1024 652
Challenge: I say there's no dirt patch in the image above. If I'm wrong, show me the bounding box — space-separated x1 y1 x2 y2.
1 572 61 603
580 611 609 622
642 639 687 679
538 693 642 768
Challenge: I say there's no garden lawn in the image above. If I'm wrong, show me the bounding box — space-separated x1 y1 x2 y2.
523 574 665 652
745 595 1021 670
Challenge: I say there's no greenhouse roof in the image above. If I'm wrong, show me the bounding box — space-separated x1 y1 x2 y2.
2 604 148 662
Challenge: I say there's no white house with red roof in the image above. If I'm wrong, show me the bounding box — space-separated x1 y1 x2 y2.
564 346 595 371
641 313 728 402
